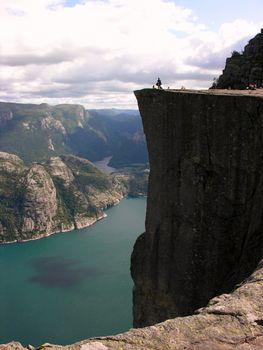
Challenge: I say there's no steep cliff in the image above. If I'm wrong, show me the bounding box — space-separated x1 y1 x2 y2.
216 29 263 89
131 89 263 327
20 164 58 240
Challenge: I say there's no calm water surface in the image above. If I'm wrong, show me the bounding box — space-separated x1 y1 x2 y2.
0 198 146 346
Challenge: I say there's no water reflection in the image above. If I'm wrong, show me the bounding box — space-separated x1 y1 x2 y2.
29 256 98 288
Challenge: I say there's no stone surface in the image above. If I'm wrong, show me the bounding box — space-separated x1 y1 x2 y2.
21 164 58 239
132 88 263 327
216 29 263 89
48 157 75 185
0 151 23 173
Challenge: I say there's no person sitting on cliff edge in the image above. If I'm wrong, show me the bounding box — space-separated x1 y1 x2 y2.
156 77 163 89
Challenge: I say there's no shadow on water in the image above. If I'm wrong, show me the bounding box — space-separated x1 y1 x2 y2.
28 256 99 288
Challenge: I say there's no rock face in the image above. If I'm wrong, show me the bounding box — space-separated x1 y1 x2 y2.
216 29 263 89
131 89 263 327
21 164 58 239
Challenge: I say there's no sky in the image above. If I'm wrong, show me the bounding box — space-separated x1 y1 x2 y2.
0 0 263 109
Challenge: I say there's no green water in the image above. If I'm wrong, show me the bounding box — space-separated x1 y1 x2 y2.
0 197 146 346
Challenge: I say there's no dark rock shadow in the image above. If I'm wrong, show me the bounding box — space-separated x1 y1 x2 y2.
28 256 98 288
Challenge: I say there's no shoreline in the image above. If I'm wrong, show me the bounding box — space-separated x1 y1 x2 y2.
0 195 146 245
0 212 107 245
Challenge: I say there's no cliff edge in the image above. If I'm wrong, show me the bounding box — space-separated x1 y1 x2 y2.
132 88 263 327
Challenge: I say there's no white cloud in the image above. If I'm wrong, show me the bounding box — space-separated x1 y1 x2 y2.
0 0 262 108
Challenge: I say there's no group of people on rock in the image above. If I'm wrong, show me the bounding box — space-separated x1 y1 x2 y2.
246 83 258 90
227 83 262 90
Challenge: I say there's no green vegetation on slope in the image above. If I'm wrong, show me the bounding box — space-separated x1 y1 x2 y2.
0 152 126 243
0 102 148 167
114 165 149 197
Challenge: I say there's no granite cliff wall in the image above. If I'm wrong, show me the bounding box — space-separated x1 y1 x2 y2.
131 89 263 327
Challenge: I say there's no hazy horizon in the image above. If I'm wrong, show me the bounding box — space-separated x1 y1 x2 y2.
1 0 263 108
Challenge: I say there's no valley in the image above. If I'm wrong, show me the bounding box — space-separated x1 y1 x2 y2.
0 102 149 243
0 103 148 167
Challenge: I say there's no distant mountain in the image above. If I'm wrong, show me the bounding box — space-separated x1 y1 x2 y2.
89 109 147 167
0 102 148 167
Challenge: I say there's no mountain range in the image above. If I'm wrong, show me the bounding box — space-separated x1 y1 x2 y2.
0 101 149 243
0 102 148 167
